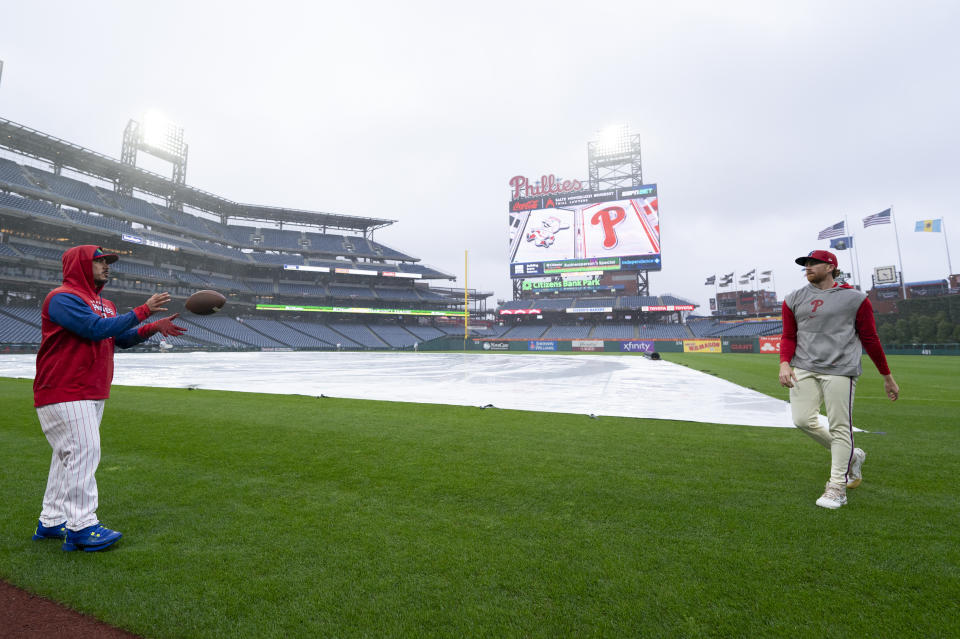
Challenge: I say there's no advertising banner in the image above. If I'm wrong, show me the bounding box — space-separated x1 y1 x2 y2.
528 340 558 351
724 339 755 353
480 341 511 351
641 305 696 312
257 304 466 317
758 336 781 353
564 307 613 314
620 340 655 353
520 274 603 293
683 339 722 353
572 339 604 351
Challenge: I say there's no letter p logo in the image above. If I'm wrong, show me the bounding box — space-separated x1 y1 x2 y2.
591 206 626 249
811 299 824 313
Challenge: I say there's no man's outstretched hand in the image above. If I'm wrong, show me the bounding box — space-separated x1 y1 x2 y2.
145 313 187 337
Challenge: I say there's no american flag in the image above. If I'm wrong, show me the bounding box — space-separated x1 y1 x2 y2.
817 221 846 239
863 208 892 227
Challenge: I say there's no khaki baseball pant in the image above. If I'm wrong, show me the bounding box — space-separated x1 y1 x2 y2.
37 400 104 531
789 368 857 486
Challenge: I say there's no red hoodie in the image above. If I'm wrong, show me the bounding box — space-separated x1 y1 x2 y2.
33 245 151 407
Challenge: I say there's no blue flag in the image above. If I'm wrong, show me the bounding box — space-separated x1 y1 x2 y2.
915 219 942 233
829 236 853 250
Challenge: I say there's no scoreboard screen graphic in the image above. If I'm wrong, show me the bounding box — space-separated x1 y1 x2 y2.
509 184 660 278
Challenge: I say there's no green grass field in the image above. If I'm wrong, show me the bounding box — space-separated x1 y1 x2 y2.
1 354 958 638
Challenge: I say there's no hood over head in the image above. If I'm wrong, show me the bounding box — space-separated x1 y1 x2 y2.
61 245 117 295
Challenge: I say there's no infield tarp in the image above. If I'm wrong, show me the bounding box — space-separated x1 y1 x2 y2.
0 351 827 429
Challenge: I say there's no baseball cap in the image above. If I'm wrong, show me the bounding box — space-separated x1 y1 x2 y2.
92 247 119 264
795 249 838 268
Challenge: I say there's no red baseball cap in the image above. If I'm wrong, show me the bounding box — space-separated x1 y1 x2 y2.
795 249 838 268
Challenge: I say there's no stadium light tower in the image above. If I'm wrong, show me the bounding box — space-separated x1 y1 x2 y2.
119 111 189 206
587 124 651 298
587 124 642 191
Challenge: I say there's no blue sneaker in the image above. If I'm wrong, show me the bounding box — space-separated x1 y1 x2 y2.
32 520 67 541
62 524 122 552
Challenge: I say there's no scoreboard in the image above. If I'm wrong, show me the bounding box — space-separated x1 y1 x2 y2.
509 184 660 279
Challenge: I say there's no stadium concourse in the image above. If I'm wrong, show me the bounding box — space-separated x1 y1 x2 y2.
0 351 826 430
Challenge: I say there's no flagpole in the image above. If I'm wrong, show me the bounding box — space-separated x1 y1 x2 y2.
844 214 864 289
942 218 954 276
891 207 907 299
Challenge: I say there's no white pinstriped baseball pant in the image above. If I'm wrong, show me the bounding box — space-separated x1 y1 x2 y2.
37 400 104 531
789 368 857 486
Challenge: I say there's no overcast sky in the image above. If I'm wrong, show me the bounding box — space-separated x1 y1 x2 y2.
2 1 957 311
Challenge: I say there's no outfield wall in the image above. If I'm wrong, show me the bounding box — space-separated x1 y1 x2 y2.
429 336 960 356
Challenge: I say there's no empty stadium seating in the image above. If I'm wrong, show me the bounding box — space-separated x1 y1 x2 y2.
328 323 387 347
636 324 691 339
280 321 358 348
277 281 326 296
110 261 175 280
532 298 573 310
374 287 421 302
180 316 285 348
12 242 63 262
63 208 132 234
0 191 66 220
0 157 36 188
0 312 41 343
241 318 330 348
543 325 592 339
329 284 376 300
501 325 548 339
21 166 108 210
0 243 20 258
369 324 419 347
590 324 636 339
94 188 173 226
405 326 445 341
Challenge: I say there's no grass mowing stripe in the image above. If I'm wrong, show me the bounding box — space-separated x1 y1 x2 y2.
0 353 958 638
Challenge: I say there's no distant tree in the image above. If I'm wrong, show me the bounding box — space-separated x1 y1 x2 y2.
878 322 896 344
939 320 957 343
894 318 911 343
917 316 937 343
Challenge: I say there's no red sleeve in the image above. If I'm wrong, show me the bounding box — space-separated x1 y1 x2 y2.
133 304 152 321
855 298 891 375
779 301 797 364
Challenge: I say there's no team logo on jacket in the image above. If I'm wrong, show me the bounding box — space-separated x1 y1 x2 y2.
91 301 115 316
810 300 824 313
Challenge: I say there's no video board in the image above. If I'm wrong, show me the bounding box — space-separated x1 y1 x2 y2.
509 184 659 279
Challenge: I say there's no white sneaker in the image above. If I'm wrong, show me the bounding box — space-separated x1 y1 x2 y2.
847 448 866 489
816 482 847 509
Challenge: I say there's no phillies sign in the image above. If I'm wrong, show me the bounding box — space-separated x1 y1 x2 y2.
510 174 583 201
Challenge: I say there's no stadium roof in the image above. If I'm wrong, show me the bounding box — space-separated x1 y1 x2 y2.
0 117 395 233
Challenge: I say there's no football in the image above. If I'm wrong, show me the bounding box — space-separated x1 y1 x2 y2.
185 289 227 315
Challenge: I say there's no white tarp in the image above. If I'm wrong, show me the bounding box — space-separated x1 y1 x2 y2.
0 351 816 429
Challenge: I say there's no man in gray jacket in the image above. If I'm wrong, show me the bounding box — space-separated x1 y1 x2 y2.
779 249 899 509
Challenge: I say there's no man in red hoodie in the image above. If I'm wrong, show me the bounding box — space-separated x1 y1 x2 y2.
32 245 186 552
